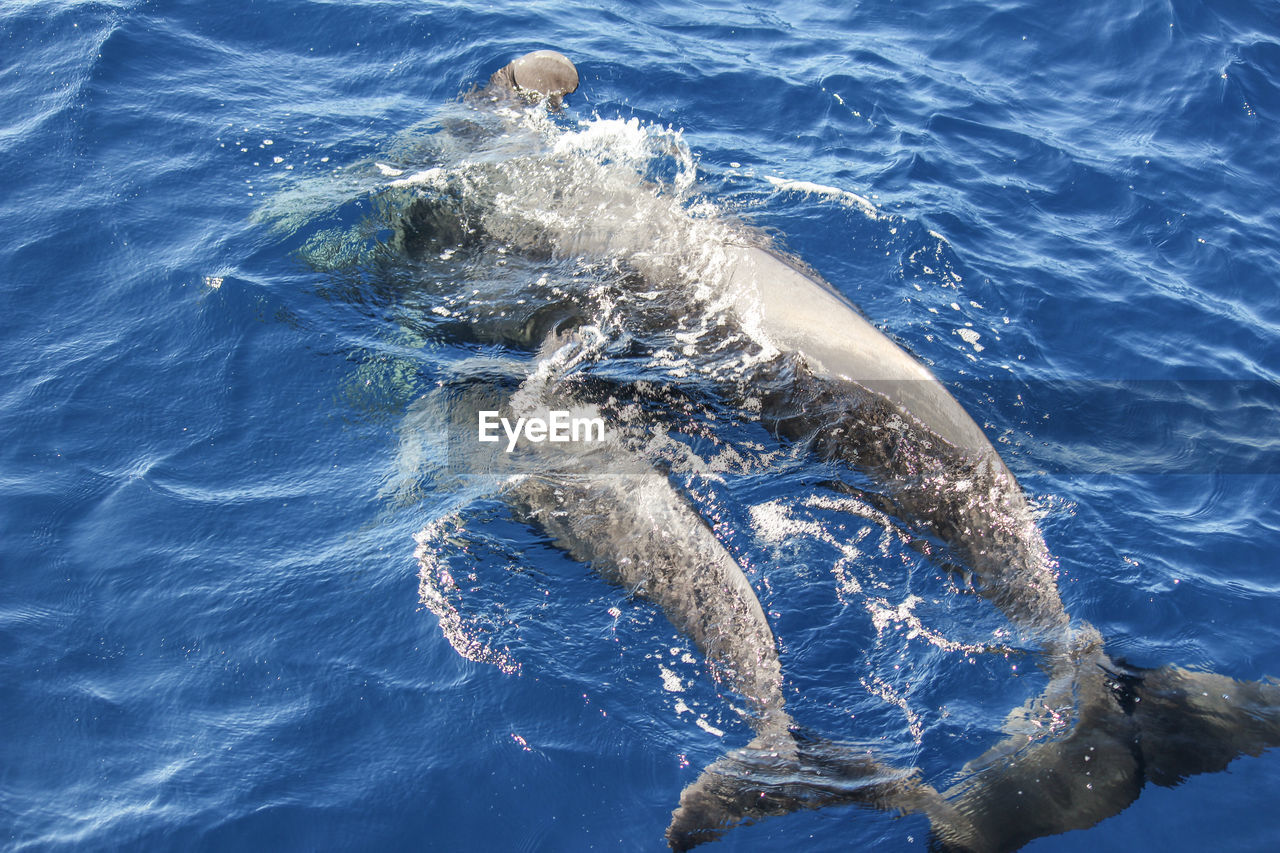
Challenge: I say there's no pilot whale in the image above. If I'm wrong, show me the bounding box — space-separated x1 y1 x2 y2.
403 51 1280 852
475 328 960 849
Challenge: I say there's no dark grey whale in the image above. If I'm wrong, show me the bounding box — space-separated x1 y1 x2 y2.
406 51 1280 852
483 330 949 849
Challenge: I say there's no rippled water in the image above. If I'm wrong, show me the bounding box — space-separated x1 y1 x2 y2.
4 1 1279 850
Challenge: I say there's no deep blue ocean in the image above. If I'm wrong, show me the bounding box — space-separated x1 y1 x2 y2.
5 1 1280 850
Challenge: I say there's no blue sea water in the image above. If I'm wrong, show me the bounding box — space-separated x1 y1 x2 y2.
4 0 1280 850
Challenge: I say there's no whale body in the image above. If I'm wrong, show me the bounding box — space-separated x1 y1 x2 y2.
397 51 1280 852
481 331 952 849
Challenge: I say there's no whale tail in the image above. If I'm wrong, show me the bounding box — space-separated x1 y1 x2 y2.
666 652 1280 852
926 648 1280 853
665 730 942 851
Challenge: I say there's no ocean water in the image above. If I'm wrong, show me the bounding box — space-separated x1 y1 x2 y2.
4 1 1280 851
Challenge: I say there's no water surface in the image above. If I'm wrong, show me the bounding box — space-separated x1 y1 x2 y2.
3 1 1279 850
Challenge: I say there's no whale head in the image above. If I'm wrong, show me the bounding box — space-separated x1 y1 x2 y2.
485 50 579 105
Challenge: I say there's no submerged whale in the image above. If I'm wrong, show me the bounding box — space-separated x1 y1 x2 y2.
399 51 1280 852
479 329 946 848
